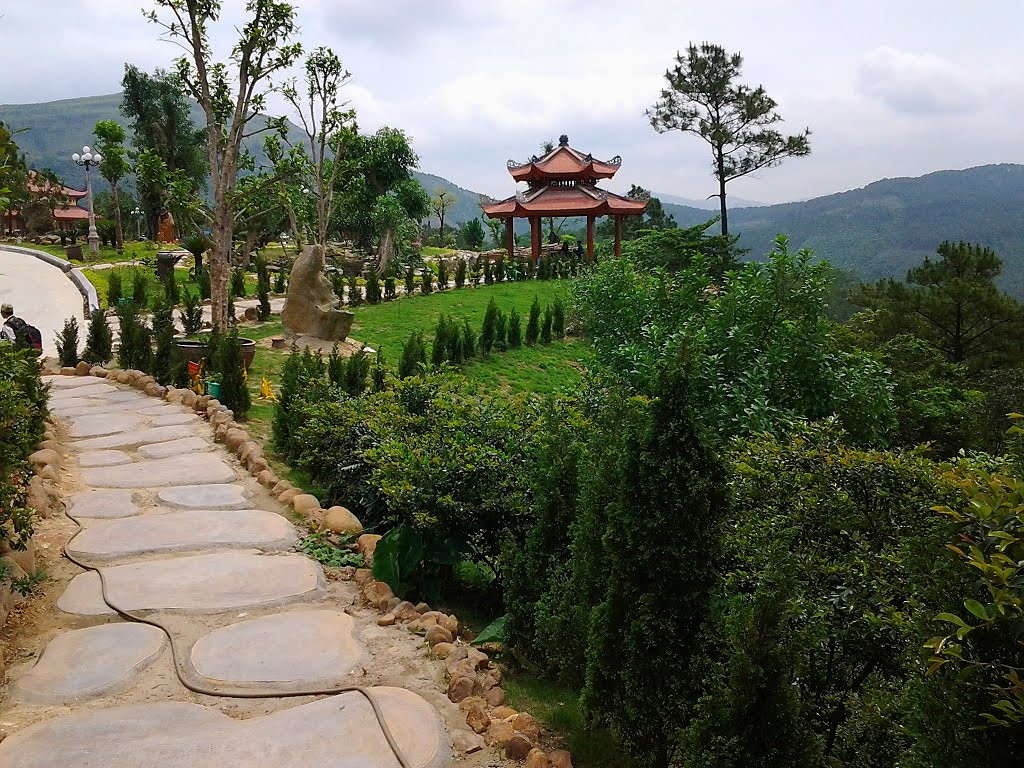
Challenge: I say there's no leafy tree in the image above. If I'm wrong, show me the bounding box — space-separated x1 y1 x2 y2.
460 217 485 250
120 65 207 238
430 187 454 243
858 241 1024 367
93 120 131 251
145 0 302 331
0 122 28 215
596 185 677 242
647 42 811 236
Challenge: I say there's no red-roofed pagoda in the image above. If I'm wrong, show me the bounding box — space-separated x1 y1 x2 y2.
482 135 648 261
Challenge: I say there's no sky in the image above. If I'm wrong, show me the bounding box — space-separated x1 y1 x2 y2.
1 0 1022 204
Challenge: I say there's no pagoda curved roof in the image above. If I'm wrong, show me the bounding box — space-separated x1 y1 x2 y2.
507 139 621 182
482 184 648 219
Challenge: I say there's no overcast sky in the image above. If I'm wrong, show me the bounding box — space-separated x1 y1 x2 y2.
2 0 1022 204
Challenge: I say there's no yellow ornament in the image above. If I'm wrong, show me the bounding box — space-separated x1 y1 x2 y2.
260 377 278 401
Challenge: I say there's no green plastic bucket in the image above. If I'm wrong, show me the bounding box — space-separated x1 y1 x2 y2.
206 381 221 399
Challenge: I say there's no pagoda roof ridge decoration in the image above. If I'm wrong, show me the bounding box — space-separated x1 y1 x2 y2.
506 135 622 183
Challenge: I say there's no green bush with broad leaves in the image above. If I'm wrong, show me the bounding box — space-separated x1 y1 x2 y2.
0 345 46 553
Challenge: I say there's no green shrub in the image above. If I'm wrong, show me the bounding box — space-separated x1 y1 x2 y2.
346 349 371 396
348 274 362 307
494 310 508 352
82 309 113 365
331 271 345 303
163 270 180 306
541 305 553 345
106 271 123 307
231 267 246 298
180 289 204 336
273 266 287 293
272 345 326 456
256 256 272 320
0 345 46 553
420 267 433 296
437 259 448 290
552 297 566 339
131 270 147 307
366 271 382 305
398 332 427 379
198 267 212 300
455 258 467 289
56 316 80 367
461 319 477 359
371 349 387 392
445 318 464 365
405 266 415 297
431 315 451 369
384 274 396 300
507 309 523 349
481 297 499 353
484 257 494 285
526 296 541 345
150 300 175 385
217 329 250 418
495 256 506 283
115 301 152 372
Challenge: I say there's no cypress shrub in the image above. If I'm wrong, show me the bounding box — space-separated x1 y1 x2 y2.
481 297 499 353
273 345 325 455
205 327 223 376
371 349 387 392
484 258 494 285
526 296 541 345
431 315 451 369
83 308 113 365
56 317 80 367
366 271 382 304
107 271 123 307
455 258 467 289
331 271 345 303
398 332 427 378
345 349 371 395
227 291 236 325
405 266 416 297
116 301 152 372
384 274 396 300
217 329 250 417
446 318 464 365
541 305 553 345
495 257 506 283
163 270 180 306
256 256 272 320
437 259 448 290
421 267 433 295
348 275 363 307
327 343 346 389
150 299 175 385
198 267 212 300
508 309 522 349
131 271 147 307
273 267 287 293
231 267 246 298
462 319 477 359
494 310 508 352
553 297 566 339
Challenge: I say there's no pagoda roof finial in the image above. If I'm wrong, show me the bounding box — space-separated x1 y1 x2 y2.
558 134 569 147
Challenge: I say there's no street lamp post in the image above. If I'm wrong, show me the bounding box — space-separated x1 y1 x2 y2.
71 146 103 255
132 206 143 240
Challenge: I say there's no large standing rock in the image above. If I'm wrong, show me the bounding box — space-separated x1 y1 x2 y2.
281 245 354 340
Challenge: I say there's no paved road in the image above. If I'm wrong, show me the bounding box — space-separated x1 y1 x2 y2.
0 248 84 355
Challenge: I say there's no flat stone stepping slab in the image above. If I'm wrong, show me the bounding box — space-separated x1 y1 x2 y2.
67 509 297 561
68 413 143 438
78 450 133 468
158 484 248 509
150 413 199 427
191 610 363 685
138 436 212 459
48 382 118 400
43 376 106 389
69 424 199 452
54 401 173 419
68 490 141 519
13 623 165 704
57 552 325 615
0 686 451 768
81 453 235 488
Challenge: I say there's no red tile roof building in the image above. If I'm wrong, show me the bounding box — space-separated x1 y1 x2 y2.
482 135 648 260
3 171 89 234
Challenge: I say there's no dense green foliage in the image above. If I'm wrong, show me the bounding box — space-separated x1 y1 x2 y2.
82 308 113 365
0 346 45 554
216 330 251 418
55 317 80 368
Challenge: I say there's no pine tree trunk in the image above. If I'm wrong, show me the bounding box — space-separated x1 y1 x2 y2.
717 151 729 237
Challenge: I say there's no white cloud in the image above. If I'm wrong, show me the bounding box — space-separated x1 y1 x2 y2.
857 47 980 115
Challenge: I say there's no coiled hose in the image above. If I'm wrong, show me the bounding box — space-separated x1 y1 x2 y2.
61 504 412 768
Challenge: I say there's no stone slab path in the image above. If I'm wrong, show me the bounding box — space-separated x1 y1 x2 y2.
0 374 454 768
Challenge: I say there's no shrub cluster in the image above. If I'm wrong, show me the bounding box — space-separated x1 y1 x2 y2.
0 345 46 555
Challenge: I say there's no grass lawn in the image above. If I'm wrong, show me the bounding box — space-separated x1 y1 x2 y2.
27 240 160 266
82 266 201 309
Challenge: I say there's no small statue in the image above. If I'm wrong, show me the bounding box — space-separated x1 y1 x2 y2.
158 210 176 244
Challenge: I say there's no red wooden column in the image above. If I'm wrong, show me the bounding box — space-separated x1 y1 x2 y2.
505 217 515 257
530 216 541 261
614 215 622 257
586 216 595 261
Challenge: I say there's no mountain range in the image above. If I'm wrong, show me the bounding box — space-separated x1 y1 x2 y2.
4 93 1023 293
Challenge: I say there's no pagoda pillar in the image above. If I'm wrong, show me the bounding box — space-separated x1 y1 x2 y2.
586 216 595 262
614 215 623 257
505 218 515 257
530 216 541 261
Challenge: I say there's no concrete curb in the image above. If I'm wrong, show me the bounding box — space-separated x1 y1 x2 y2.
0 244 100 317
